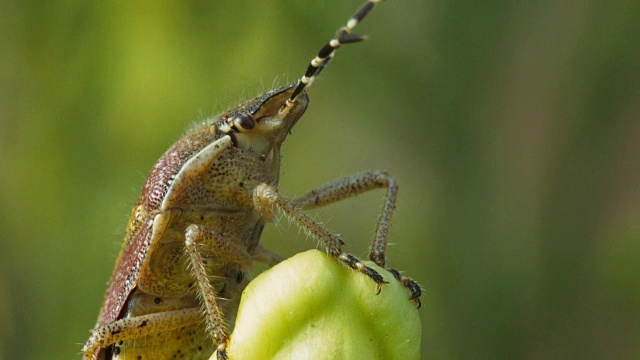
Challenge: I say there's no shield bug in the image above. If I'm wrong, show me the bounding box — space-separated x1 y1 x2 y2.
83 1 422 359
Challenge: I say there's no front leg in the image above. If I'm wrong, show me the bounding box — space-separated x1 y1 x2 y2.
183 224 254 360
261 171 422 307
253 184 388 294
289 171 396 267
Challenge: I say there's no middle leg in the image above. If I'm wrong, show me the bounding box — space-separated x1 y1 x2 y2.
183 224 254 360
275 171 422 306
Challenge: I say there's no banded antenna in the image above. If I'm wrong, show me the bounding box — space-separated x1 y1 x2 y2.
284 0 382 109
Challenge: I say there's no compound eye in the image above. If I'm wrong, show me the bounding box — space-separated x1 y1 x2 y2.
233 114 255 131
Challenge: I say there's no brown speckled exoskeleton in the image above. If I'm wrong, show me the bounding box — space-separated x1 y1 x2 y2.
83 1 421 359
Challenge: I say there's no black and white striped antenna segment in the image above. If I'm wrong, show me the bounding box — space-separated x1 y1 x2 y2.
285 0 382 108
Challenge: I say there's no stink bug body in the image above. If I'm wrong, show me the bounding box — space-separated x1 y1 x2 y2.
83 1 421 359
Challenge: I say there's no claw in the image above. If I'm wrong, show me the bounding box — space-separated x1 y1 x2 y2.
407 280 422 299
217 350 228 360
363 266 387 295
412 297 422 309
376 283 383 295
217 343 229 360
406 279 422 308
385 268 423 307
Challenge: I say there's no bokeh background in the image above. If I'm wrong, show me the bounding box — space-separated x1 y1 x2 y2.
1 1 639 359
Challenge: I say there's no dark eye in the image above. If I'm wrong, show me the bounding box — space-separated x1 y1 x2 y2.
233 114 254 131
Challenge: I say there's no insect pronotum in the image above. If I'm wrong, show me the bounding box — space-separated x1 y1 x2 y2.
83 1 422 359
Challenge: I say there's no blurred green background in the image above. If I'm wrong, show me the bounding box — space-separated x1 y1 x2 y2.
1 1 639 359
